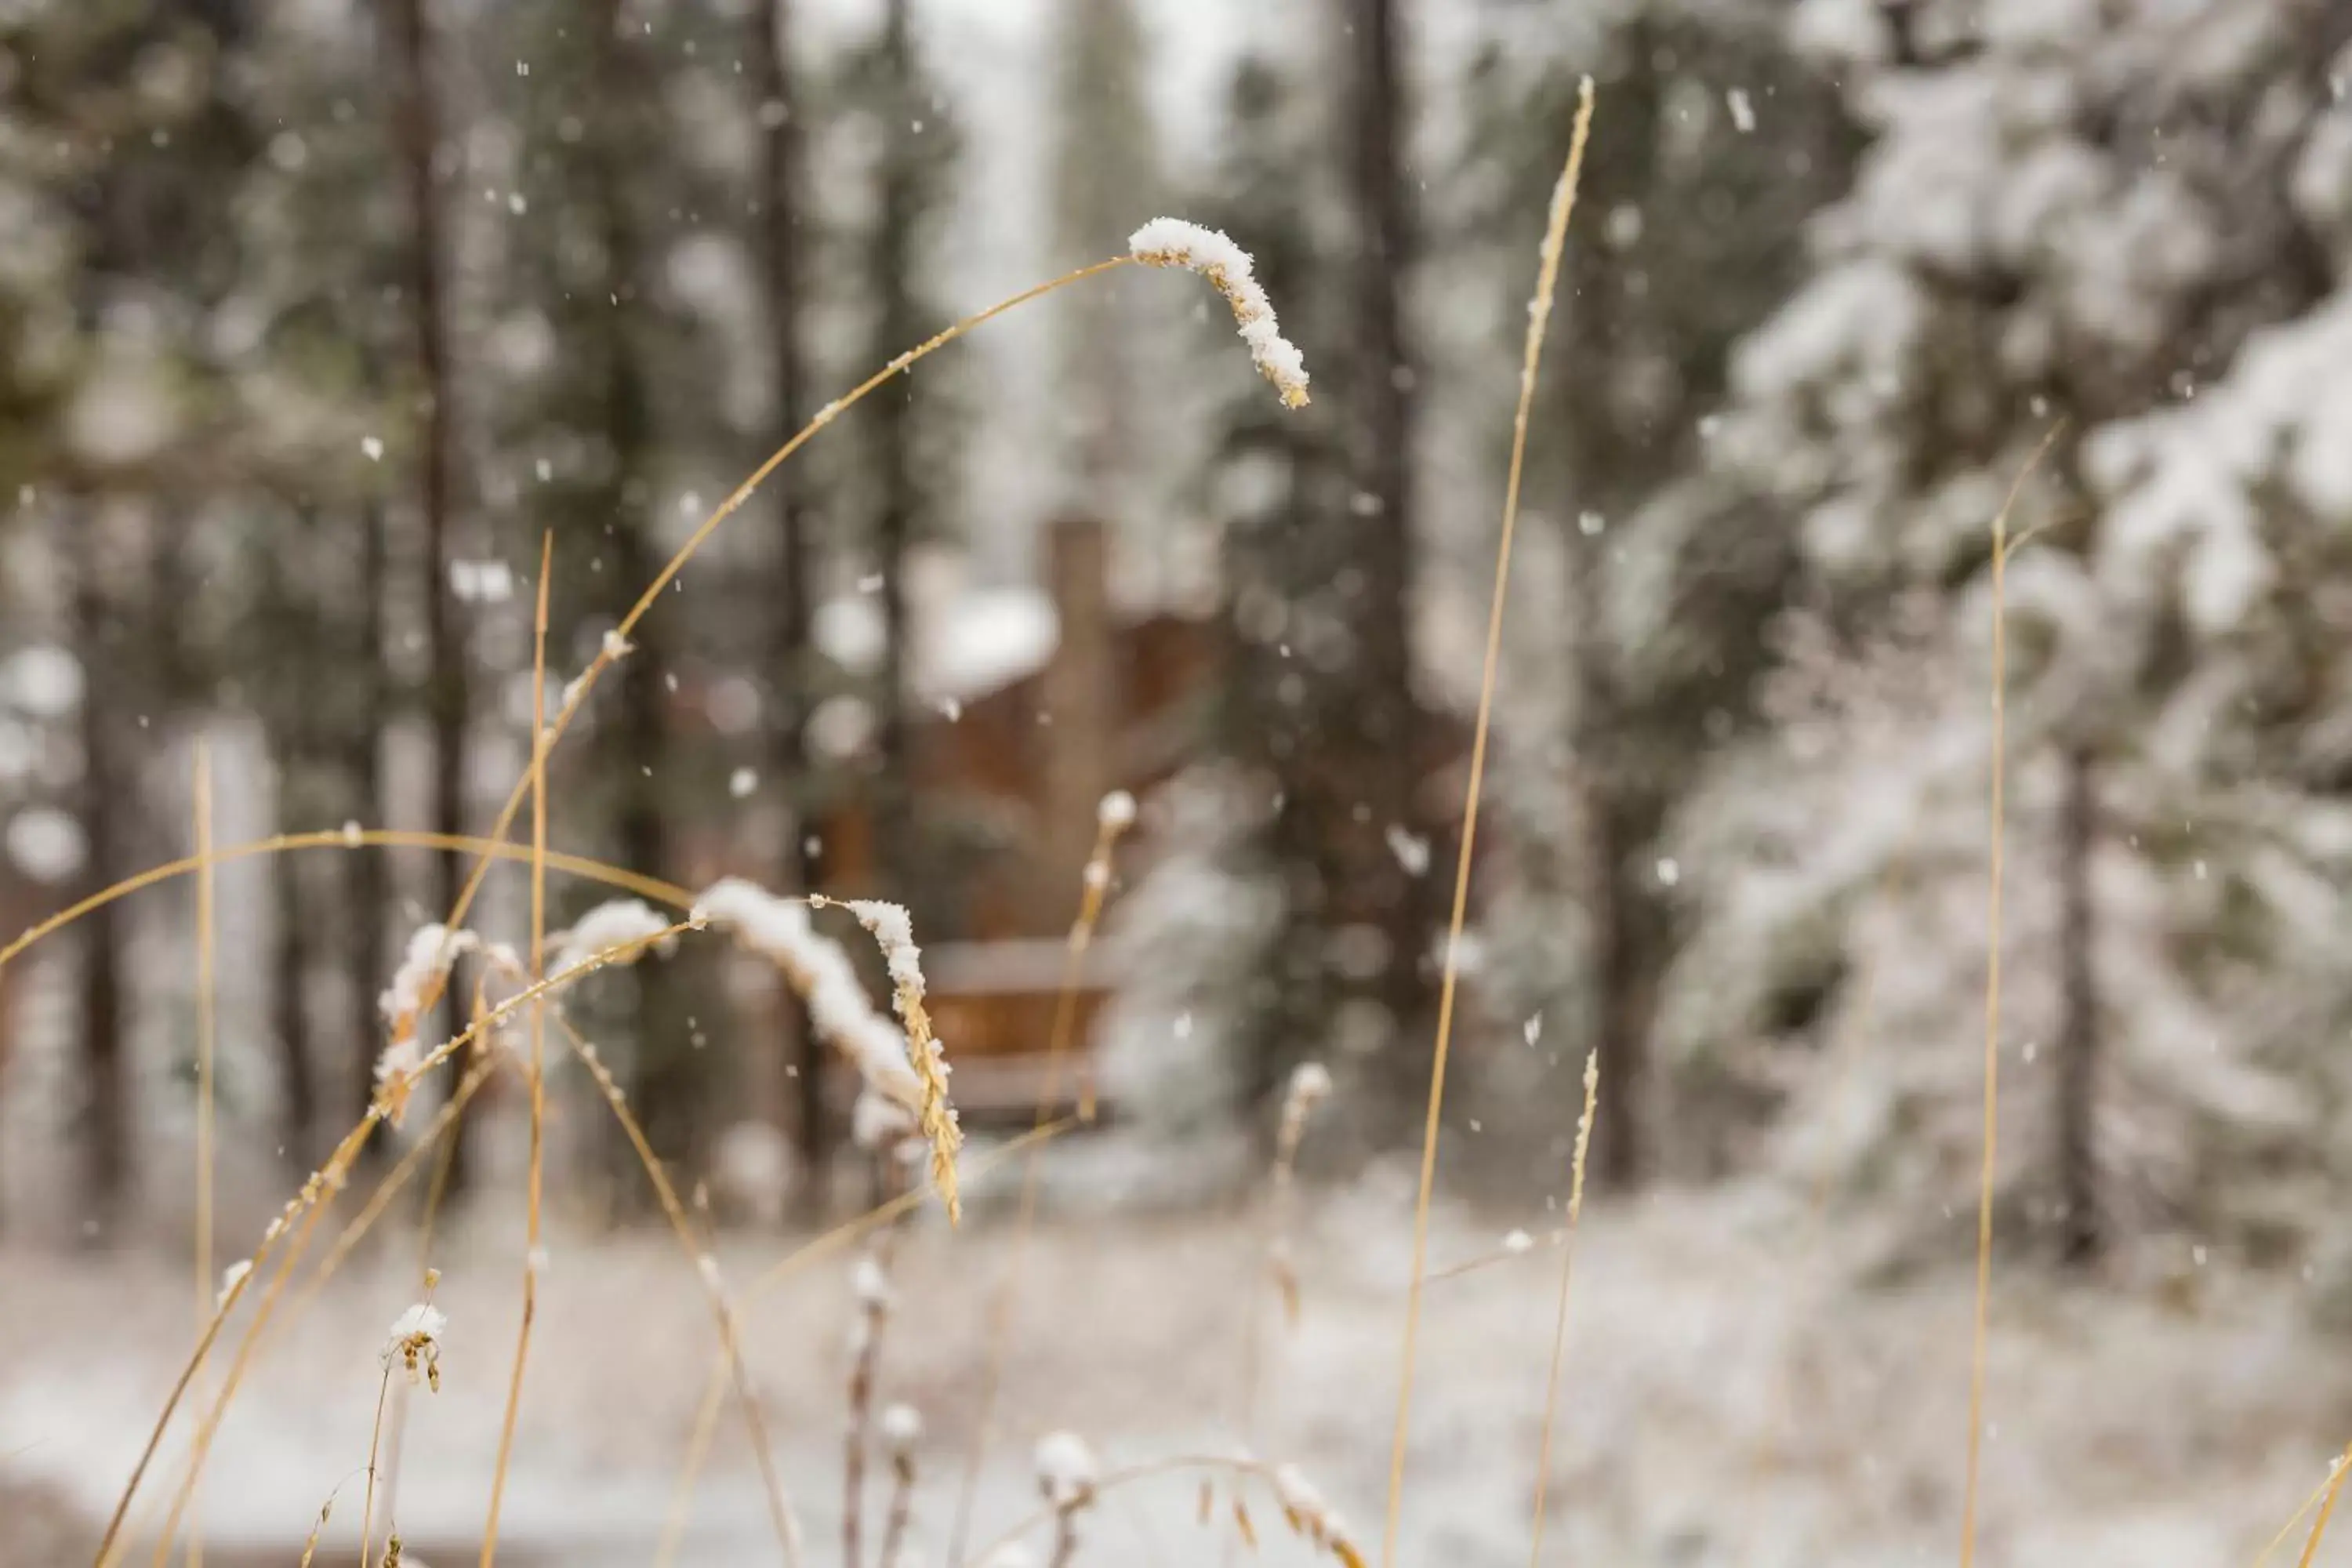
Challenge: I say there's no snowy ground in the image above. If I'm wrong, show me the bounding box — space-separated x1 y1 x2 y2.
3 1172 2344 1567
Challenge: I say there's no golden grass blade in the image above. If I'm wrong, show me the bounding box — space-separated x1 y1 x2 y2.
2293 1442 2352 1568
558 1018 807 1565
1958 423 2062 1568
652 1116 1080 1568
2 828 695 981
1728 848 1912 1568
356 1366 394 1568
655 1357 732 1568
1526 1051 1599 1565
100 922 699 1568
2249 1450 2344 1568
1382 77 1595 1568
191 740 216 1568
288 1060 495 1330
89 247 1154 1568
479 533 557 1568
392 260 1135 1052
945 810 1130 1566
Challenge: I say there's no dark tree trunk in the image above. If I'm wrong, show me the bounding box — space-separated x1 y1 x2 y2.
1558 24 1665 1189
1581 784 1665 1188
757 0 832 1218
388 0 473 1186
70 509 130 1240
2055 744 2102 1265
267 528 321 1175
272 818 317 1174
867 0 921 905
346 500 391 1142
1340 0 1432 1107
590 0 699 1189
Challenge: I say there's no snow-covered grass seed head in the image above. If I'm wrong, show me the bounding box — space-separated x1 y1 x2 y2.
1130 218 1312 410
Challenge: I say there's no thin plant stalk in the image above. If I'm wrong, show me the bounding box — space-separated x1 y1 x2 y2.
653 1117 1080 1568
57 253 1146 1563
106 1063 491 1568
1958 425 2061 1568
555 1021 807 1563
1383 78 1595 1568
2249 1452 2343 1568
478 534 556 1568
964 1454 1355 1568
946 811 1129 1564
106 923 697 1568
1726 841 1922 1568
191 740 216 1568
845 1167 909 1568
289 1058 495 1329
388 261 1137 1232
355 1358 394 1567
1526 1051 1599 1564
877 1450 917 1568
1232 1060 1330 1544
295 1484 350 1568
2292 1440 2352 1568
2 827 695 978
391 260 1135 1049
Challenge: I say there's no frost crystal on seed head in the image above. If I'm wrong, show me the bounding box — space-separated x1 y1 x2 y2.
1129 217 1312 409
1096 789 1137 830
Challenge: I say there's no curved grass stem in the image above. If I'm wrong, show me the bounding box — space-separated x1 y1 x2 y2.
1383 77 1595 1568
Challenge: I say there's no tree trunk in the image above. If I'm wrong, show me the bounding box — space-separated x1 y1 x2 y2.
2055 744 2102 1265
272 815 317 1174
1557 23 1664 1189
757 0 832 1219
268 528 321 1176
590 0 699 1189
867 0 921 906
1581 785 1663 1188
70 507 130 1240
388 0 472 1187
1340 0 1432 1111
346 500 391 1144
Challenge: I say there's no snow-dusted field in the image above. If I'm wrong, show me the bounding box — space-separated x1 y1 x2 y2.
3 1176 2342 1566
